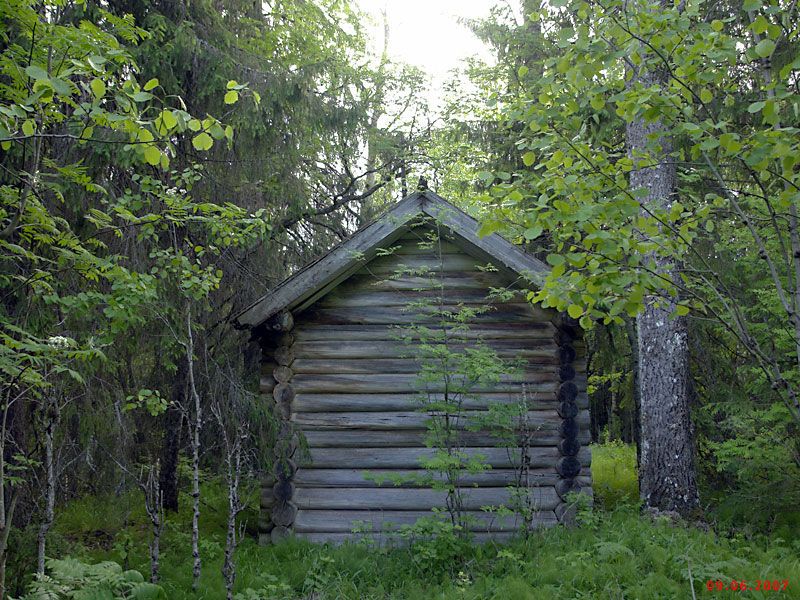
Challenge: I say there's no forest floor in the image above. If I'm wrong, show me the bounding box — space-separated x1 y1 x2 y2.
10 443 800 599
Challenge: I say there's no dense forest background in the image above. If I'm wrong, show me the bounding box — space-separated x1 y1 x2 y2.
1 0 799 597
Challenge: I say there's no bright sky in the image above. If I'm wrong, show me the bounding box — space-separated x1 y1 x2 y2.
357 0 496 111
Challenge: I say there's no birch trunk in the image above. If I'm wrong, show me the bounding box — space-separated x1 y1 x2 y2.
185 309 203 590
625 8 699 515
145 465 162 584
222 436 242 600
36 397 58 575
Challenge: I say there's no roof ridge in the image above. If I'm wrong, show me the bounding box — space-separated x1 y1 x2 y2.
233 191 549 328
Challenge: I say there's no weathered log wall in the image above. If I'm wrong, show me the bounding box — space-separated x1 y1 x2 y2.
257 229 591 543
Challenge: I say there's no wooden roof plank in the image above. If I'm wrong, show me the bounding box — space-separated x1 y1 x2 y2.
234 191 550 328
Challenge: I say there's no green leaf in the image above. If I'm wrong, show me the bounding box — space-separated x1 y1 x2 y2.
567 304 584 319
700 88 713 104
546 254 565 266
522 152 536 167
518 65 529 77
477 220 500 238
25 65 49 80
755 39 775 58
50 77 72 96
523 225 543 240
192 132 213 151
90 78 106 99
224 90 239 104
187 119 202 132
226 80 239 89
590 95 605 110
751 15 769 34
87 55 106 70
143 78 159 91
143 145 161 166
675 304 690 316
224 125 234 142
747 101 765 113
742 0 760 10
161 110 179 134
132 91 154 102
22 119 35 136
710 20 724 32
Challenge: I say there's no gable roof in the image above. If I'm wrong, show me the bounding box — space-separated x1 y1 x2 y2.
234 190 550 328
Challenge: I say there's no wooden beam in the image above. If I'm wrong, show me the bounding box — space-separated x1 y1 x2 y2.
292 486 559 511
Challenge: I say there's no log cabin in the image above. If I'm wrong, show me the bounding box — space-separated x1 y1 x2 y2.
234 190 591 544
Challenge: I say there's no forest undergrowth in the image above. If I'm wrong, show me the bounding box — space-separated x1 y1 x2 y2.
9 442 800 600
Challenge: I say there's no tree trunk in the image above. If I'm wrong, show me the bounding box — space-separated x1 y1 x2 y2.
145 465 162 584
159 359 186 512
37 397 58 575
185 309 202 591
626 23 699 516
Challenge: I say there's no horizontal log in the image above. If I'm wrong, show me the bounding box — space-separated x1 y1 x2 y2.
274 346 294 366
380 240 462 255
293 324 556 342
344 273 519 292
273 384 295 405
291 410 562 431
361 253 494 274
317 289 530 309
302 304 547 326
292 391 581 413
267 311 294 332
292 343 557 364
293 509 557 533
304 446 591 469
292 468 586 488
301 427 591 448
290 372 562 394
293 486 560 511
273 366 293 383
271 526 291 543
291 357 557 375
273 479 295 503
271 501 298 527
259 380 276 394
295 531 539 545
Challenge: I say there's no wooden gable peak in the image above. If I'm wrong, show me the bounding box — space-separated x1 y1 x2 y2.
234 190 550 328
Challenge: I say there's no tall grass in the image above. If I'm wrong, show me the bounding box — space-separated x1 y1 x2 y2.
12 442 800 599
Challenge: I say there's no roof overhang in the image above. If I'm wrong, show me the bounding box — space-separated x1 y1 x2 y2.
234 190 550 329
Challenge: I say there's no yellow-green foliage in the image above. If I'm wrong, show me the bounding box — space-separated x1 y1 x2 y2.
590 441 639 509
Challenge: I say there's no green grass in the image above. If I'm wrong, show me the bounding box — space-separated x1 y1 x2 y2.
590 439 639 509
13 442 800 599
